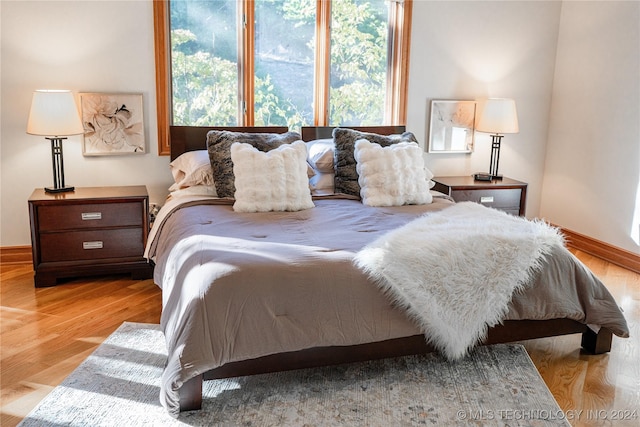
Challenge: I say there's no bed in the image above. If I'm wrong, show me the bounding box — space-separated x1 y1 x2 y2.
147 125 629 417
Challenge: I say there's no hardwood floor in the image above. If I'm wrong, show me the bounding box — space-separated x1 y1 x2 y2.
0 266 161 427
1 250 638 426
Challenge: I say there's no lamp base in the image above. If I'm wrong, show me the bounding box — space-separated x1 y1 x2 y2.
45 185 75 193
473 173 502 182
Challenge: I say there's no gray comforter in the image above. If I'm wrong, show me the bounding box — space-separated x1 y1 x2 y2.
147 195 629 416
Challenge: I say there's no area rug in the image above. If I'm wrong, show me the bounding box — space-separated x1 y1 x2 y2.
19 322 569 426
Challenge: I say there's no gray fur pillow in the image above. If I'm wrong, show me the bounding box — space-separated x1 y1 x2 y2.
206 130 301 198
332 128 418 197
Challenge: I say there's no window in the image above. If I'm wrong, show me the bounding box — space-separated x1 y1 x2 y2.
154 0 412 155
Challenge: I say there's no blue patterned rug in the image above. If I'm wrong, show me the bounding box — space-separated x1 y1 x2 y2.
19 322 569 426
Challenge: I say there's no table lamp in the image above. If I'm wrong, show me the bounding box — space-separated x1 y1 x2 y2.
474 98 519 181
27 90 84 193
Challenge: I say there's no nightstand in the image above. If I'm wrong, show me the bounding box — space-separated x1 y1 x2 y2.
432 176 527 216
28 186 154 287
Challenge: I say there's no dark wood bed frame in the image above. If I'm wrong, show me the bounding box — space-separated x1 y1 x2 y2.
167 125 614 412
169 125 407 160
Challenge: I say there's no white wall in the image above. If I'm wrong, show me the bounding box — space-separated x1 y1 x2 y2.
1 0 637 256
1 0 173 247
407 0 562 219
540 1 640 254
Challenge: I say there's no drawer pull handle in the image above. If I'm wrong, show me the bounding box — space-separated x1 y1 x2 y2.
83 241 103 250
81 212 102 220
480 196 494 204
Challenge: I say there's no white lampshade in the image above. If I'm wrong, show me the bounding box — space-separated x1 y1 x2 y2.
27 90 84 137
475 98 519 134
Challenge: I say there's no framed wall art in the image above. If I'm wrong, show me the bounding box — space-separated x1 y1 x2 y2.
427 100 476 153
80 93 145 156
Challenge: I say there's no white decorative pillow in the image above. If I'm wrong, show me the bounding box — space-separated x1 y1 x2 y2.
231 140 315 212
168 150 217 194
207 130 302 198
333 128 418 197
354 139 433 206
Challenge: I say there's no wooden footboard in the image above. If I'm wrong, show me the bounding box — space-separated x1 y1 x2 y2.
178 319 613 412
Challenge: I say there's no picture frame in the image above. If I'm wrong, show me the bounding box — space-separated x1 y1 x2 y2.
427 100 476 153
79 93 145 156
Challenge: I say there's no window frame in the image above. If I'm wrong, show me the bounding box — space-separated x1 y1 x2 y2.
153 0 412 155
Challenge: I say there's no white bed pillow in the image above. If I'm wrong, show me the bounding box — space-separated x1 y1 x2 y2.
168 185 219 199
168 150 217 194
306 162 316 178
306 138 335 173
231 140 315 212
354 139 433 206
309 171 335 195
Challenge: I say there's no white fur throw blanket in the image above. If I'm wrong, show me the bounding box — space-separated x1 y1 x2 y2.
354 202 564 360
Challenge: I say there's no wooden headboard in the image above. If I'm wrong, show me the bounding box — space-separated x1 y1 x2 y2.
301 126 405 141
170 126 289 160
169 125 407 160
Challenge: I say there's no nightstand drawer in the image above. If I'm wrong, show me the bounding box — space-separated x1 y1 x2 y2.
39 228 144 262
451 189 522 210
38 202 143 231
